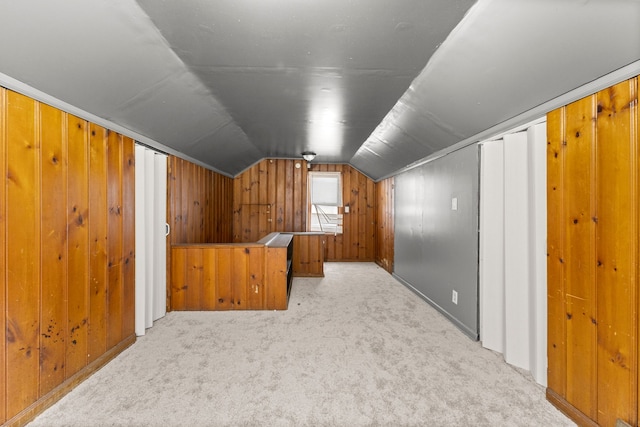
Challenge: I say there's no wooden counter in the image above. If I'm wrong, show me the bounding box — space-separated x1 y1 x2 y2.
170 233 293 311
287 232 326 277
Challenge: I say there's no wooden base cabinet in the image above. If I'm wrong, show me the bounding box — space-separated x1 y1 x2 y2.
260 233 294 310
170 233 293 311
290 232 325 277
547 76 639 427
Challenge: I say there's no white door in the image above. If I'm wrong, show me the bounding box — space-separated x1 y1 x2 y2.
479 121 547 386
135 144 168 336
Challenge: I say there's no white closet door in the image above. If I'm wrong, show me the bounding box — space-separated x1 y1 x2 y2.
479 140 505 354
135 145 167 336
134 145 147 336
153 153 167 321
503 131 530 370
144 149 156 329
527 122 547 386
478 120 547 387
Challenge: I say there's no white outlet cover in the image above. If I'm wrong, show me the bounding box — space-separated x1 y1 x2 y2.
451 197 458 210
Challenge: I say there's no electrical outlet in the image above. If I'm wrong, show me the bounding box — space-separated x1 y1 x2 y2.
452 290 458 305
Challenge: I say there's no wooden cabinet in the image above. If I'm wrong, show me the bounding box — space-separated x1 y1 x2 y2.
290 232 325 277
259 232 294 309
170 233 293 311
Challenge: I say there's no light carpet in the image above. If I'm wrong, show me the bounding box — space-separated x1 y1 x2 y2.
29 262 574 427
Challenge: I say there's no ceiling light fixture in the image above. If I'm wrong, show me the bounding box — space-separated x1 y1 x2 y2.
301 151 316 162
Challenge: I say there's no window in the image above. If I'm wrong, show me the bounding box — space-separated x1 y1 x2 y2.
308 172 343 234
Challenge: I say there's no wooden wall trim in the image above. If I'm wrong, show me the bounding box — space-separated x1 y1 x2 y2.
3 334 135 427
546 389 599 427
375 177 394 273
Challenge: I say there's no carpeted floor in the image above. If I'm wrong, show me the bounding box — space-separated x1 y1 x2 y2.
29 262 574 427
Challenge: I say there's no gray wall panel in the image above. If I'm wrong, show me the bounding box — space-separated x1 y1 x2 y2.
394 144 479 339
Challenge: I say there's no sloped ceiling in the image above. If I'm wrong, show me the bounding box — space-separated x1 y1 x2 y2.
351 0 640 178
0 0 639 180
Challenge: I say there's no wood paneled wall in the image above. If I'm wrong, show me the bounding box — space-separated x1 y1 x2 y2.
233 160 377 261
316 163 376 261
0 88 135 426
168 156 234 245
233 159 307 242
375 177 394 273
166 156 234 312
547 76 639 427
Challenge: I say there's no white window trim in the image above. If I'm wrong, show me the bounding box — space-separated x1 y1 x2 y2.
308 172 343 234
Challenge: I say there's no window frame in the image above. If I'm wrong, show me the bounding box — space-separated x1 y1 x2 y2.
308 171 343 235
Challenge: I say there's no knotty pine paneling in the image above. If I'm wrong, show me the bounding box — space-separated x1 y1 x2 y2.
233 159 307 242
106 131 124 350
564 94 597 418
88 124 108 364
5 89 40 420
233 160 376 262
167 156 233 245
66 114 90 379
594 80 637 425
637 77 640 423
170 243 289 310
122 138 136 340
317 163 376 261
166 156 233 312
546 107 566 400
0 86 6 424
0 87 135 426
547 76 639 427
214 248 232 310
375 177 394 273
39 103 67 396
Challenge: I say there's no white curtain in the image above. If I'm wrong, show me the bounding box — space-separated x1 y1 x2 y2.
135 145 168 336
479 121 547 386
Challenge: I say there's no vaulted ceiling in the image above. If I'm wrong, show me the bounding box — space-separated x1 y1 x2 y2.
0 1 638 180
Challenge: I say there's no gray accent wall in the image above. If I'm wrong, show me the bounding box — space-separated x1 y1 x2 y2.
393 144 479 339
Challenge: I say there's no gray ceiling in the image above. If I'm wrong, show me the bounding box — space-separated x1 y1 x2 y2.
0 0 639 180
